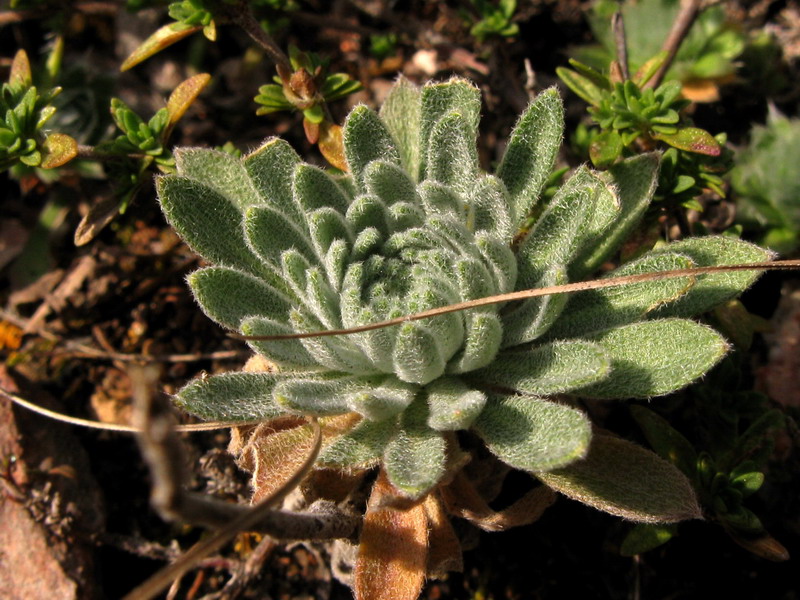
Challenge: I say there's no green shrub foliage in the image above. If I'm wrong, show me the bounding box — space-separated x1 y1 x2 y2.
159 77 769 522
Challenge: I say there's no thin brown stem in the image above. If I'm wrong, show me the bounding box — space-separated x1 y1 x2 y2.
645 0 704 89
612 9 630 81
223 2 291 72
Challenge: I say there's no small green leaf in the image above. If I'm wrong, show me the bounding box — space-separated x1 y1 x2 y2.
537 434 702 523
392 322 446 385
629 405 698 478
589 129 623 168
653 127 722 156
426 112 479 197
40 133 77 168
379 75 422 180
556 66 604 106
175 147 262 211
319 416 398 468
244 138 305 226
9 49 33 91
620 523 677 556
633 51 670 87
343 105 401 190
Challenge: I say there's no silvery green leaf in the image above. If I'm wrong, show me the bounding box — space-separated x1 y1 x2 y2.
364 160 418 208
386 200 425 231
545 252 695 339
469 175 514 241
379 75 421 179
568 179 621 278
406 282 464 360
649 237 773 319
426 112 479 198
475 233 518 293
572 154 660 276
343 104 401 190
351 228 383 261
305 267 342 329
188 266 292 330
346 194 389 237
575 319 729 399
274 374 362 415
501 264 569 347
240 316 318 368
419 180 464 219
319 416 398 468
446 312 503 373
290 308 375 375
346 376 419 420
393 321 446 385
294 163 351 214
324 238 349 291
419 78 481 181
536 434 702 523
383 396 447 498
455 255 498 301
474 395 591 472
158 176 271 280
175 371 287 421
516 167 600 288
244 138 305 226
245 205 317 268
175 147 262 211
307 207 353 256
281 249 311 298
426 376 486 431
497 88 564 228
473 340 610 396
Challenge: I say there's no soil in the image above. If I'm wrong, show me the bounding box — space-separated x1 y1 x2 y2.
1 1 800 599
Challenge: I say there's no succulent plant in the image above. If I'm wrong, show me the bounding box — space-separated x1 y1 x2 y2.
158 77 769 523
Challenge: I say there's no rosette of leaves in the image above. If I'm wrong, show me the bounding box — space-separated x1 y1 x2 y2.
467 0 519 43
159 77 770 526
1 49 77 172
732 110 800 254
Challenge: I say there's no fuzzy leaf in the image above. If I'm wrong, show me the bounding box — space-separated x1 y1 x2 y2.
446 312 504 373
319 416 397 468
175 148 263 211
473 340 610 396
364 160 418 209
175 372 286 421
392 322 446 385
501 264 569 347
426 376 487 431
379 76 422 180
575 319 729 399
245 204 317 268
240 316 318 368
546 252 696 338
469 175 514 241
474 395 591 472
157 176 274 281
346 376 419 421
426 112 479 197
383 397 447 498
294 163 351 214
649 237 772 319
537 434 702 523
343 105 401 190
497 88 564 227
244 138 305 226
573 154 660 276
274 375 362 415
188 266 292 330
419 78 481 181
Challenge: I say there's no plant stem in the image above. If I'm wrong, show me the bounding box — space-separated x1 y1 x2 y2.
224 2 292 72
645 0 704 89
612 9 630 80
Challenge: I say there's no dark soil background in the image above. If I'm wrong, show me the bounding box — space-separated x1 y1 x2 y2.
2 1 800 598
